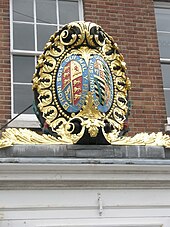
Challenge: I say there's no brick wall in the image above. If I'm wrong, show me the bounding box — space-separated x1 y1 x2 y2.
84 0 167 135
0 0 11 130
0 0 167 136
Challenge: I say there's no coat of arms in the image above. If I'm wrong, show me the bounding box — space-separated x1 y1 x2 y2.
32 21 131 144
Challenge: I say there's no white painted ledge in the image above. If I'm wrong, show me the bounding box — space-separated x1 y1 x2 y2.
1 163 170 189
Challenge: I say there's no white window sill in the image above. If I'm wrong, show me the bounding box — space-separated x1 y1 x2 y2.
7 119 40 128
165 123 170 132
7 114 40 128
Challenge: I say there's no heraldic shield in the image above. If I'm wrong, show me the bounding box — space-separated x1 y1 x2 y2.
32 21 131 144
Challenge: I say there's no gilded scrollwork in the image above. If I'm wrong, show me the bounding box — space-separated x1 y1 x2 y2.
42 56 56 73
38 73 52 89
42 106 58 123
116 92 128 110
114 107 126 125
32 21 131 144
38 90 53 110
115 77 128 93
86 22 106 47
46 43 65 58
57 22 86 47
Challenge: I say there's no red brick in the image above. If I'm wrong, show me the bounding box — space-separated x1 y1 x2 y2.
0 0 167 135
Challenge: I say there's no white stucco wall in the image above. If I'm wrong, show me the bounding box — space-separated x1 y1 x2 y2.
0 164 170 227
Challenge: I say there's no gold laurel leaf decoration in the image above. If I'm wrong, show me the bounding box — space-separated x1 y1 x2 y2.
0 128 69 146
102 44 118 61
116 92 128 110
49 42 65 57
32 74 39 90
36 56 45 69
44 41 52 51
110 59 119 68
0 138 13 148
42 106 58 123
115 77 128 93
42 56 56 73
114 107 126 124
121 61 127 70
39 73 52 89
50 117 67 131
126 77 131 90
1 128 170 148
38 90 53 110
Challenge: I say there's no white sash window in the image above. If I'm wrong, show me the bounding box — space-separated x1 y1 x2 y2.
10 0 84 124
155 2 170 125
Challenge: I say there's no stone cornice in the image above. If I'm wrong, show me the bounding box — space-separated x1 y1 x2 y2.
1 163 170 189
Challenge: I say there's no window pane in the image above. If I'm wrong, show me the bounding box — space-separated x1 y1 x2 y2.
13 23 35 50
13 0 34 22
13 56 35 83
36 0 57 24
157 32 170 58
155 8 170 32
14 84 34 114
161 64 170 89
164 90 170 118
59 0 79 25
37 24 57 51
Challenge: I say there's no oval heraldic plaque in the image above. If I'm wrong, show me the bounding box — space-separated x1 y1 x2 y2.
32 21 131 144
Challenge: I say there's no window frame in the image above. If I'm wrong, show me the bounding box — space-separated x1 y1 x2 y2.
10 0 84 124
155 1 170 124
